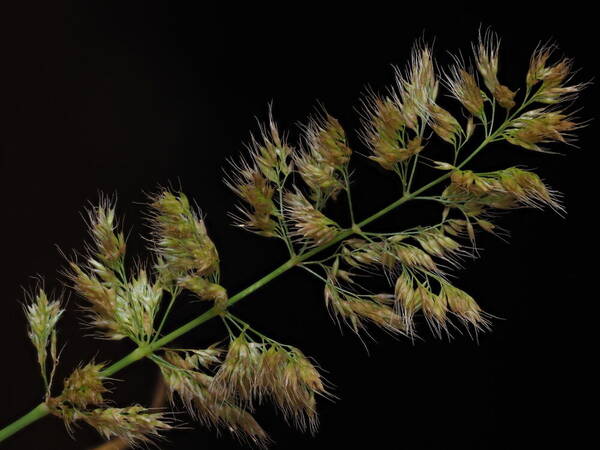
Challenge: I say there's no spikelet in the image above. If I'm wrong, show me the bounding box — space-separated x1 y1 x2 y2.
225 161 279 237
294 112 351 207
263 346 327 433
526 44 587 104
56 362 108 409
324 266 405 335
444 59 485 118
117 269 163 341
76 406 172 446
159 346 270 446
225 113 292 237
284 190 340 247
68 263 123 339
444 168 563 215
505 108 578 152
24 288 64 393
345 236 440 275
439 282 491 332
395 43 439 125
360 93 426 170
86 197 126 270
148 190 226 306
426 103 462 144
474 30 516 109
149 190 220 278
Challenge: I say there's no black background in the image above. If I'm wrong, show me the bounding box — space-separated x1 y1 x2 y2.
0 2 595 449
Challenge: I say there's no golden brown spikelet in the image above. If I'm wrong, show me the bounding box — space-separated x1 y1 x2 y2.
284 190 340 247
57 363 108 409
148 190 220 278
473 29 516 109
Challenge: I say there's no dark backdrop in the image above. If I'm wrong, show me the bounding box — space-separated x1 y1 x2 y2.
0 2 595 449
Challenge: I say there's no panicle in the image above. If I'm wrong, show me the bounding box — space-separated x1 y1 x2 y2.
57 362 108 409
474 30 516 109
86 197 126 269
24 288 64 391
526 44 587 104
284 191 340 247
294 112 351 207
148 190 220 279
444 61 485 118
505 108 579 151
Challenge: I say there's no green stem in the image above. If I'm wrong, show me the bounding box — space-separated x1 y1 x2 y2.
0 403 49 442
0 127 501 442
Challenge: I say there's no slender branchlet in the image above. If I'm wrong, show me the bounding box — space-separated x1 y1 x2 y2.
3 30 589 448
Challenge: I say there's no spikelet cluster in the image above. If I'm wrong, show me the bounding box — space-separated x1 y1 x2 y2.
284 191 340 247
56 363 108 409
394 272 491 338
526 44 587 104
444 60 485 119
225 114 292 237
157 345 270 446
294 113 352 208
324 263 404 335
504 108 578 152
24 288 64 393
443 167 563 218
474 30 516 109
211 333 328 434
149 190 226 307
49 362 172 446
